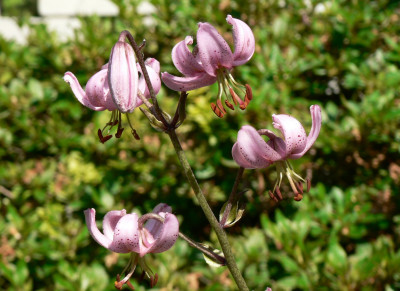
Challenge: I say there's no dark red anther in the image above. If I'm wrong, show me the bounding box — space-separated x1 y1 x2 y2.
216 99 226 114
229 88 241 105
245 84 253 100
225 100 235 110
275 187 283 200
150 274 159 287
98 129 112 144
115 127 124 138
296 181 304 194
211 103 224 118
306 179 311 192
269 190 279 202
294 193 303 201
131 129 141 140
114 274 123 290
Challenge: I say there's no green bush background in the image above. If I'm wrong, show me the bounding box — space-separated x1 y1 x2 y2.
1 0 399 290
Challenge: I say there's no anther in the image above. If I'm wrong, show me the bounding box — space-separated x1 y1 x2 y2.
229 88 245 108
245 84 253 101
211 103 224 118
294 193 303 201
216 99 227 114
126 280 135 290
131 129 141 140
306 179 311 192
225 100 235 110
269 190 279 202
275 187 283 200
296 181 304 194
115 128 124 138
98 129 112 144
150 274 159 287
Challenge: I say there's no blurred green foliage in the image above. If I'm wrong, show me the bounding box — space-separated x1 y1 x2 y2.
1 0 400 290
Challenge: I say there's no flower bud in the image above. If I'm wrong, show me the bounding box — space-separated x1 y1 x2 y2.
108 41 139 113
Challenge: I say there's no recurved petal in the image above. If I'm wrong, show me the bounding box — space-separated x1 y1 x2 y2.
103 209 127 241
290 105 322 159
145 57 160 74
109 213 140 253
146 212 179 255
63 72 106 111
108 41 139 113
272 114 307 157
232 143 266 168
161 71 217 91
258 129 287 158
85 69 117 110
197 22 233 77
172 36 205 76
226 15 255 66
137 63 161 106
144 203 172 236
233 125 283 169
84 208 112 249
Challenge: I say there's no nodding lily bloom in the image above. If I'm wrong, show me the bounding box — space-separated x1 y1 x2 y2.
64 34 161 143
84 203 179 289
161 15 255 118
232 105 322 201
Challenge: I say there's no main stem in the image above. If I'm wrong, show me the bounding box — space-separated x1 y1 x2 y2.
167 130 249 291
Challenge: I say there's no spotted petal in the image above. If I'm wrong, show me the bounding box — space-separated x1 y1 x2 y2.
109 213 140 253
232 125 283 169
103 209 127 241
226 15 255 66
272 114 307 158
290 105 322 159
197 22 234 77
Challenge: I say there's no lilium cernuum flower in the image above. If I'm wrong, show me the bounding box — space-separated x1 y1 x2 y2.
161 15 255 118
84 203 179 289
63 33 161 143
232 105 322 201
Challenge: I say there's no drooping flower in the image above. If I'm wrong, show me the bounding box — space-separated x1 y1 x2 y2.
161 15 255 118
232 105 322 201
63 33 161 143
84 203 179 289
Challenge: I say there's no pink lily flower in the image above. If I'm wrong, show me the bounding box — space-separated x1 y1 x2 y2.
232 105 322 201
84 203 179 289
161 15 255 118
63 33 161 143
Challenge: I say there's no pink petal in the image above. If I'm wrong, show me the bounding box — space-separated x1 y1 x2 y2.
197 22 233 77
145 57 160 75
145 203 172 236
109 213 140 253
161 71 217 91
84 208 112 249
226 15 255 66
290 105 322 159
63 72 107 111
172 36 205 76
272 114 307 157
108 41 139 113
137 63 161 106
85 69 117 110
258 129 287 158
233 125 283 169
102 209 127 241
145 212 179 255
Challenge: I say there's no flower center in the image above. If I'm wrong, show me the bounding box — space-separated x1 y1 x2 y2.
210 68 253 118
269 160 311 202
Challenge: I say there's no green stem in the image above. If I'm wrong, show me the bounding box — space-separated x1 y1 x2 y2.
167 130 249 291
